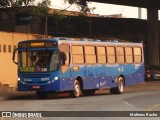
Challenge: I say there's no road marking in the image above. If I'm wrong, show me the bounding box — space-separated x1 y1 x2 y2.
145 104 160 111
124 101 135 107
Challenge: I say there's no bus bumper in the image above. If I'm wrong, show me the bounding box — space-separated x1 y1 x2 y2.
17 82 60 92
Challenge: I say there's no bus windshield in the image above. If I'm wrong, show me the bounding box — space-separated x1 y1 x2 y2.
18 50 60 72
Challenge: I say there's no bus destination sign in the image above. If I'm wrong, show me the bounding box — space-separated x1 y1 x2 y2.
31 42 45 47
19 41 58 48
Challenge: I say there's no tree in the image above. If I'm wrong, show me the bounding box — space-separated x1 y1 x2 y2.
65 0 95 13
30 0 50 17
0 0 35 20
0 0 34 8
29 0 51 35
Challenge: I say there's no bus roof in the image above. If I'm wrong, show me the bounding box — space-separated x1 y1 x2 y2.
19 37 143 47
54 38 143 47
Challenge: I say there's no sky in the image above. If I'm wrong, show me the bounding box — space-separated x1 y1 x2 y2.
36 0 160 20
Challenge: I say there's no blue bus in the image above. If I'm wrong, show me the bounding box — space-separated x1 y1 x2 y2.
12 38 144 98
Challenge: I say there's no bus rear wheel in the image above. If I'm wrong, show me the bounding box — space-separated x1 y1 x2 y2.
110 77 124 94
36 91 47 99
70 80 81 98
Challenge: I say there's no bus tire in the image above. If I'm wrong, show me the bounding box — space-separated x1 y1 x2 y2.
70 80 81 98
36 91 47 99
110 77 124 94
82 90 95 96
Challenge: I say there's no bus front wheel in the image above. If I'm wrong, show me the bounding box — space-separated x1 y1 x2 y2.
110 77 124 94
70 80 82 98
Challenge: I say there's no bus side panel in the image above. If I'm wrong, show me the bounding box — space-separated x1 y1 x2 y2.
125 64 144 86
59 64 144 91
94 65 113 89
103 64 144 88
71 65 86 89
84 65 100 89
60 68 73 91
98 65 108 89
104 65 118 88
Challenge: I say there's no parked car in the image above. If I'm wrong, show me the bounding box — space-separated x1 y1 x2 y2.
145 65 160 80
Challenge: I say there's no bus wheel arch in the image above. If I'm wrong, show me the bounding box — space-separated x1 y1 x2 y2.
76 76 84 90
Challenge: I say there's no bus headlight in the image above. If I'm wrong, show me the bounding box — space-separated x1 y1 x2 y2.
18 78 21 81
54 76 59 81
52 76 59 83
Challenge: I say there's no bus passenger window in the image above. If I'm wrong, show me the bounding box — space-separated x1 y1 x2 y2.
107 47 115 64
85 46 96 64
61 52 69 65
125 47 133 64
97 46 106 64
72 45 84 64
134 47 142 63
116 47 124 64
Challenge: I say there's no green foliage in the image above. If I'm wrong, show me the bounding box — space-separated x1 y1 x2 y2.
77 13 88 21
30 0 51 17
65 0 95 13
0 0 35 8
52 13 67 22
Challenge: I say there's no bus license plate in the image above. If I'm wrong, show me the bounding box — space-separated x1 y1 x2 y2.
32 86 40 89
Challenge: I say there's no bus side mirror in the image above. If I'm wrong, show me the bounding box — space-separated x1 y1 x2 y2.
12 48 18 65
60 52 66 65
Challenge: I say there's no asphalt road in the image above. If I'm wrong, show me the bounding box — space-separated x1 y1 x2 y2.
0 80 160 120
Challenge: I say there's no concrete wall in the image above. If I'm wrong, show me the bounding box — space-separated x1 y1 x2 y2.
0 31 52 88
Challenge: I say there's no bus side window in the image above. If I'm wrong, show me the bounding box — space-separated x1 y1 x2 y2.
133 47 142 64
116 47 125 64
60 44 70 73
125 47 133 64
85 46 96 64
97 46 107 64
60 52 67 65
72 45 84 64
107 46 116 64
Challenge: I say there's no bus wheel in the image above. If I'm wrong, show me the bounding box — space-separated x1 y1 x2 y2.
83 90 95 96
36 91 47 99
110 77 124 94
71 80 81 98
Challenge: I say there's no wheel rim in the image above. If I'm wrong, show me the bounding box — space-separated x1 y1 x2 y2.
74 82 80 96
119 79 124 92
